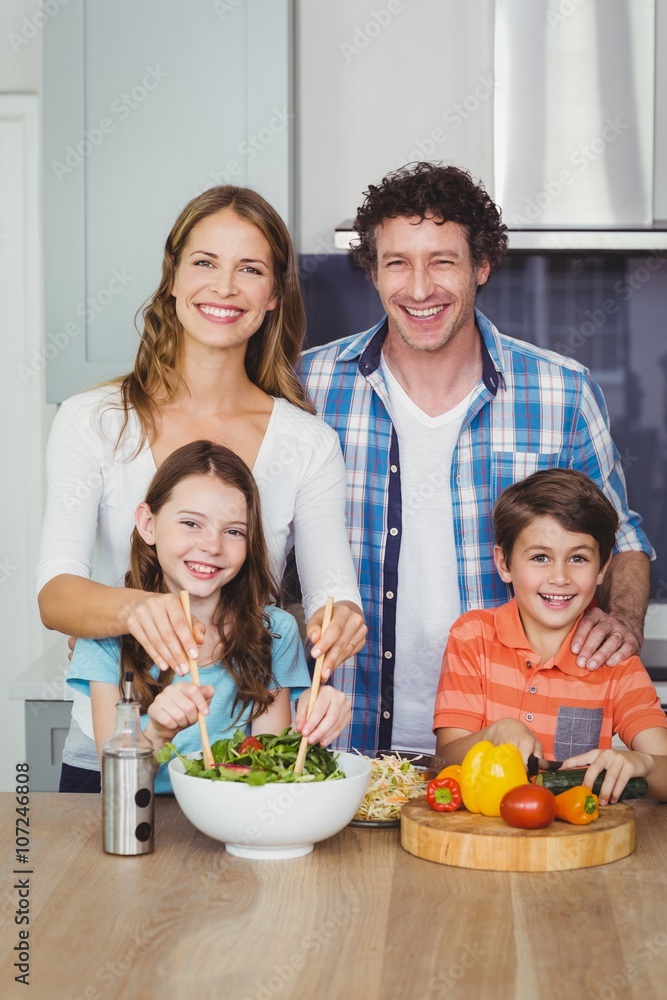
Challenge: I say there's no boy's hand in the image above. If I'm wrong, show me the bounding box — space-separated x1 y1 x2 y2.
294 686 351 747
147 683 214 743
562 748 653 805
487 719 543 764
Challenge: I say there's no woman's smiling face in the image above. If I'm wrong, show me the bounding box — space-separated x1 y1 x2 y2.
171 207 278 356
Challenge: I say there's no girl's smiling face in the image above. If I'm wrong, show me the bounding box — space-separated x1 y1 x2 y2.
135 474 248 605
170 207 278 356
494 515 610 653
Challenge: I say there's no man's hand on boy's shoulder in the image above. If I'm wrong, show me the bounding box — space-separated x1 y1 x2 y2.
572 550 649 670
571 607 642 671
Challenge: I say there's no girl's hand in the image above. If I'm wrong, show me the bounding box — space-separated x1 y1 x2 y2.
123 592 206 675
146 683 214 746
294 686 351 747
307 601 367 681
562 748 652 805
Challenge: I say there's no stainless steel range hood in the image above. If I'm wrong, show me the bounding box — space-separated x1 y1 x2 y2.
335 0 667 253
494 0 666 250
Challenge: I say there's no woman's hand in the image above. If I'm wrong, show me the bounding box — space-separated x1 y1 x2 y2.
146 682 214 748
307 601 366 681
294 686 351 747
123 592 206 674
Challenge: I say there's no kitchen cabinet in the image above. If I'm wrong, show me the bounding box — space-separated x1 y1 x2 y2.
43 0 292 403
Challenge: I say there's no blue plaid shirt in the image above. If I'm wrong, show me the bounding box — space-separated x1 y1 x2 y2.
298 310 653 754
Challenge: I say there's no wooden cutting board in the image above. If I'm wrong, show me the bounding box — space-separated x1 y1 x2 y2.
401 798 636 871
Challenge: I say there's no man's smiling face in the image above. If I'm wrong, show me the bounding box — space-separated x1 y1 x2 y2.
372 215 490 354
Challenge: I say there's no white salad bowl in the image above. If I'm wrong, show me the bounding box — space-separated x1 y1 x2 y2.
169 750 371 860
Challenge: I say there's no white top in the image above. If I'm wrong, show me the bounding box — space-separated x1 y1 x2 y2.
380 358 472 754
37 386 361 738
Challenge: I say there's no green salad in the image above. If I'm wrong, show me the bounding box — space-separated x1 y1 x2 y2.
156 727 345 785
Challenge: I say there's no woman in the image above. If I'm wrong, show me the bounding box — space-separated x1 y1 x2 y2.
37 187 365 788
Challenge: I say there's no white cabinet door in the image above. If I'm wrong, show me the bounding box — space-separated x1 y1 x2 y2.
44 0 291 402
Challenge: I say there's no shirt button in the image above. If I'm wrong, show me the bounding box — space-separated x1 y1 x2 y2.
386 591 394 599
529 686 537 694
389 527 398 536
525 713 534 722
382 711 391 719
526 661 532 669
384 650 393 659
390 464 398 473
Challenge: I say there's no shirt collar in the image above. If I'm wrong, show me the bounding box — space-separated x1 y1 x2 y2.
495 599 590 676
353 310 503 396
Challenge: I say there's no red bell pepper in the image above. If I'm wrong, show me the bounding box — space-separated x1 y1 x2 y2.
426 776 462 812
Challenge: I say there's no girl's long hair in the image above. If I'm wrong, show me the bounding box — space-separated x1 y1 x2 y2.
112 185 312 449
120 440 279 721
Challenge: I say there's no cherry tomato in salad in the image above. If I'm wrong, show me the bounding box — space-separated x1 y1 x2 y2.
499 785 557 829
237 736 264 754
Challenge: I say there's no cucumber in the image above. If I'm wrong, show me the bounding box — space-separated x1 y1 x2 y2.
535 769 648 801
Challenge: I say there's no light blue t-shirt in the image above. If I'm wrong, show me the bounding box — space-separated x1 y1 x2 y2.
65 606 310 793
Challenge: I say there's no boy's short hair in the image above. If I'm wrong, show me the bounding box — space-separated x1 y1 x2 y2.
493 468 618 566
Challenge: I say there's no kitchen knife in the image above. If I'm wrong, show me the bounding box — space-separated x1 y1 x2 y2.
527 754 563 775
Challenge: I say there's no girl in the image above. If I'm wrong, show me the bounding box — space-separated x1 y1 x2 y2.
64 441 351 794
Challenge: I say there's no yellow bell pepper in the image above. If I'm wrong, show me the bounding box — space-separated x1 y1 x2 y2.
460 740 528 816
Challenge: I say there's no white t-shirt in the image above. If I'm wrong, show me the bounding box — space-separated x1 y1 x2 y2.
380 358 472 753
37 386 361 739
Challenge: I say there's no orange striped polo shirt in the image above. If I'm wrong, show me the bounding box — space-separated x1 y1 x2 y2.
433 599 667 760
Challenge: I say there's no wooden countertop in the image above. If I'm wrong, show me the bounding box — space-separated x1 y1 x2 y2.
3 794 667 1000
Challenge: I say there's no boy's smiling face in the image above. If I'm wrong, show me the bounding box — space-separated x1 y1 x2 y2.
494 516 611 655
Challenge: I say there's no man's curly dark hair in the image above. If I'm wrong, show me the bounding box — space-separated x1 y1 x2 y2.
350 162 508 277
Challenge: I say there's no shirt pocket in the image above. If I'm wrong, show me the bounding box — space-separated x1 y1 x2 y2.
491 452 560 505
553 706 604 760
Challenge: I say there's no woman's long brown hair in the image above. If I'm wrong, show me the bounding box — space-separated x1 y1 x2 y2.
111 185 312 451
120 441 279 721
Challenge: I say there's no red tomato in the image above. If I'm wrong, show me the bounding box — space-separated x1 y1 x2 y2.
500 785 557 829
237 736 263 754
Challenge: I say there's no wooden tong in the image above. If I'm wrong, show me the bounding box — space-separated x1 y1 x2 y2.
293 597 334 775
179 590 214 770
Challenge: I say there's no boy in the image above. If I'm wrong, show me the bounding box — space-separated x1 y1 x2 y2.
434 469 667 804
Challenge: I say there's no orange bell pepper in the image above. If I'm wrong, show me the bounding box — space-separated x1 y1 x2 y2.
436 764 462 782
554 785 599 824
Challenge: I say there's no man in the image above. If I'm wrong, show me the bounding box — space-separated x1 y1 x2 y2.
299 162 653 755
